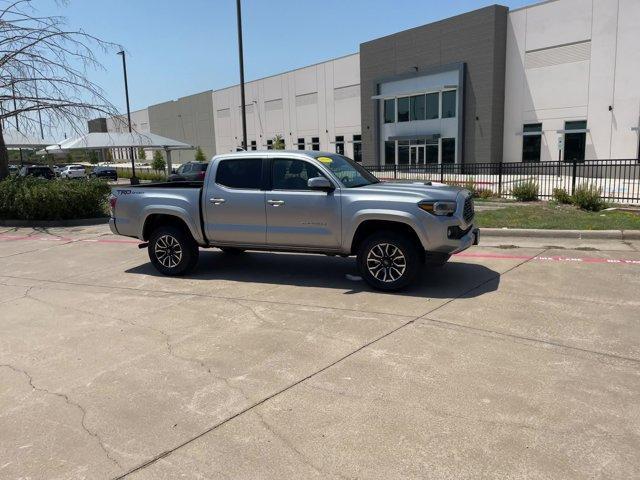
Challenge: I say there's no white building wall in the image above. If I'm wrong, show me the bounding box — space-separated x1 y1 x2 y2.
212 53 361 158
503 0 640 162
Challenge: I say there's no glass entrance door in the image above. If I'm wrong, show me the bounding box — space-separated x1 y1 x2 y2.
409 145 425 165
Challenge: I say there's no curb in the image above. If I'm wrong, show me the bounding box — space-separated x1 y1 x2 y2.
0 217 109 228
481 228 640 240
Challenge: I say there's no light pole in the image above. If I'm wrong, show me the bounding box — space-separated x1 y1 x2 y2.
236 0 247 151
117 50 138 185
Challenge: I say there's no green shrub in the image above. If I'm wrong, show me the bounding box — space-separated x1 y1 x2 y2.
116 168 166 182
476 188 497 199
552 187 572 204
0 176 111 220
463 179 478 197
511 180 538 201
572 184 605 211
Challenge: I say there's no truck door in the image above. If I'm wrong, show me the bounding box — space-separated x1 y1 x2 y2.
203 157 266 245
265 157 341 249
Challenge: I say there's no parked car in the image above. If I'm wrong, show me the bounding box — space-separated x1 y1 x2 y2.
109 151 478 291
90 166 118 181
8 165 18 175
168 162 208 182
60 164 86 179
19 165 55 180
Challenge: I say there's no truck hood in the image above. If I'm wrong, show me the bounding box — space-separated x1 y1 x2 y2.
351 181 465 201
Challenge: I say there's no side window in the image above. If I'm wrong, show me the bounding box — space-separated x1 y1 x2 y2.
216 158 262 189
272 159 323 191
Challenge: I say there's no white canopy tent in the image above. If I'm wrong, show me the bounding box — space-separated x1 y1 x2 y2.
3 131 58 149
42 132 194 178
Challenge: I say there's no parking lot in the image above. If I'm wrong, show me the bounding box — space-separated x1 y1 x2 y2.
1 224 639 479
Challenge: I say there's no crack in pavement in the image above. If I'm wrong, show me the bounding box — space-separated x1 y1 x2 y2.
0 363 122 470
252 409 349 480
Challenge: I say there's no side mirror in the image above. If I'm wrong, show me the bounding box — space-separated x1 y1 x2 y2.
308 176 334 192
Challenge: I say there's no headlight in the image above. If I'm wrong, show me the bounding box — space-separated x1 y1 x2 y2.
418 200 457 216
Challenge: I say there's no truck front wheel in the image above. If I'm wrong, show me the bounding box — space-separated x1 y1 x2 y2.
357 232 421 291
148 225 199 276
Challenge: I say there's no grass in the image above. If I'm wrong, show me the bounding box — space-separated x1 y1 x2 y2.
475 203 640 230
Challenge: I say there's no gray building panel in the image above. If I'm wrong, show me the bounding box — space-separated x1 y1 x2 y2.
148 90 216 164
360 5 508 164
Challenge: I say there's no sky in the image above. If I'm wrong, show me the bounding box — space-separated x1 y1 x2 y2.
40 0 533 114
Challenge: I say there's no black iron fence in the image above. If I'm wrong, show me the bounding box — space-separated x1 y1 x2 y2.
362 160 640 203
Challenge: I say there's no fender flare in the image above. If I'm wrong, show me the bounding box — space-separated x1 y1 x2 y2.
139 206 204 245
345 209 429 251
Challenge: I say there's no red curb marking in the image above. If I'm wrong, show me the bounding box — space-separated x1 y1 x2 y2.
0 234 639 265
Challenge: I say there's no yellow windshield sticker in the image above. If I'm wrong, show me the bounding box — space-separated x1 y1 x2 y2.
317 156 333 164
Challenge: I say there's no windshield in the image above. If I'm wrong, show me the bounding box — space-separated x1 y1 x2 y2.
312 154 379 188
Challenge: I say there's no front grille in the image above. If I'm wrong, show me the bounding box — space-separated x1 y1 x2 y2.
463 195 474 223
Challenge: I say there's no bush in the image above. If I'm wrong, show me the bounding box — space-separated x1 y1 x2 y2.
476 188 497 199
572 184 605 211
152 150 166 172
116 168 166 182
552 188 572 204
194 146 206 162
0 176 111 220
511 180 538 201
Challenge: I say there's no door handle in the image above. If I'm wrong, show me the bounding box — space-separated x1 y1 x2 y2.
210 198 226 205
267 199 285 207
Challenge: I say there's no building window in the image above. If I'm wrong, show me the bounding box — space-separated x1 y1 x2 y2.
297 137 305 150
384 99 395 123
384 141 395 165
397 97 410 122
266 139 273 150
250 140 257 151
425 144 438 164
426 92 439 120
564 120 587 162
311 137 320 151
398 140 410 165
410 95 425 121
353 135 362 162
335 135 345 155
522 123 542 162
441 138 456 164
442 90 456 118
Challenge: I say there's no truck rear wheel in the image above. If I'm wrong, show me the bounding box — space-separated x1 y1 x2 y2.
148 225 199 276
357 232 421 291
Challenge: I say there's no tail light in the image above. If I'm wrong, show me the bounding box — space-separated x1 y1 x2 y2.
108 195 117 217
198 171 206 180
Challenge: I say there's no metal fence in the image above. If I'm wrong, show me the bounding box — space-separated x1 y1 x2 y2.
362 160 640 204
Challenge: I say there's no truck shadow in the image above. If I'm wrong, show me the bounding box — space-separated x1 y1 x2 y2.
125 250 500 299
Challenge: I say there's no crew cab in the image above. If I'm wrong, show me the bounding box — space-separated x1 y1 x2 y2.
109 151 478 291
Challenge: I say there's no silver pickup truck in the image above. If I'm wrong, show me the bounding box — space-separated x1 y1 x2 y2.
109 151 478 291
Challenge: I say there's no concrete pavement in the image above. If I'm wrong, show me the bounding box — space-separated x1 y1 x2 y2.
0 225 638 479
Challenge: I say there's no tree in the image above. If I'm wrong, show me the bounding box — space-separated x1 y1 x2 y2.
194 146 206 162
272 134 284 150
88 150 99 165
137 147 146 161
152 150 165 172
0 1 122 180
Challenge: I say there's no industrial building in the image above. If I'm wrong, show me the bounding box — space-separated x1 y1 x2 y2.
96 0 640 165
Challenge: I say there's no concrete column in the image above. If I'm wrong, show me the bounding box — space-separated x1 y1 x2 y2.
165 148 172 176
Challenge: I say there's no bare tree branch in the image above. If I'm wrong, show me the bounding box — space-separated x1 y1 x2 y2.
0 0 125 178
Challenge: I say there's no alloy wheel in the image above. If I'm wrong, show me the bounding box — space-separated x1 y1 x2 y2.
154 234 183 268
366 243 406 283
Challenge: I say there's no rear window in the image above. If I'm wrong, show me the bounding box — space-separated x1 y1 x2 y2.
71 166 84 170
216 159 262 189
194 163 208 171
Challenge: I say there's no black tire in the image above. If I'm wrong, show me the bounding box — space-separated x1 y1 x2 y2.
219 247 245 254
148 225 199 276
357 232 421 291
